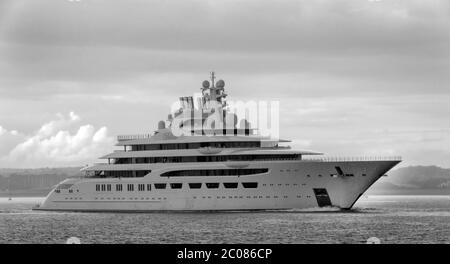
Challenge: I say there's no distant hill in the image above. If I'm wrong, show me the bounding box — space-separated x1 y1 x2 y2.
0 165 449 197
0 167 82 197
368 166 450 195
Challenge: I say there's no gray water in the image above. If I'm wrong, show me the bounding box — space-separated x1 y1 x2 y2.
0 195 449 244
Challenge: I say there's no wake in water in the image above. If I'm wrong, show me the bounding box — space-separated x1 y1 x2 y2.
284 206 342 213
283 206 384 214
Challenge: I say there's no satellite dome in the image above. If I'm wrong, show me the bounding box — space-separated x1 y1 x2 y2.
216 79 225 88
158 120 166 130
202 80 210 89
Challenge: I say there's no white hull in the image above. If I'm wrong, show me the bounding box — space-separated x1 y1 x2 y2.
36 159 399 212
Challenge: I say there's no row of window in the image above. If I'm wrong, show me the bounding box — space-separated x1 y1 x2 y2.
95 182 258 192
101 170 151 178
130 141 261 151
63 195 314 201
161 169 269 177
114 154 301 164
91 168 268 178
195 195 293 199
91 169 361 179
305 173 360 177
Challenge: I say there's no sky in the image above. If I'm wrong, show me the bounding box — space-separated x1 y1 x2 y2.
0 0 449 168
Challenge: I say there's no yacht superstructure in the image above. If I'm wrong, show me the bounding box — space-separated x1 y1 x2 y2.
36 73 401 212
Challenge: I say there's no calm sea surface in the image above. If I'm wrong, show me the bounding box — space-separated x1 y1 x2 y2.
0 195 449 244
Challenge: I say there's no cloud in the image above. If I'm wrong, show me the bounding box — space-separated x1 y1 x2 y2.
35 111 81 139
0 0 449 168
0 112 114 168
0 0 449 98
0 125 25 156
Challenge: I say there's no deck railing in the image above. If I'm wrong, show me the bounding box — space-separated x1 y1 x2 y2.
303 156 402 162
117 134 153 141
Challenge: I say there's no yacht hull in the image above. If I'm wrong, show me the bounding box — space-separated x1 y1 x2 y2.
35 159 400 212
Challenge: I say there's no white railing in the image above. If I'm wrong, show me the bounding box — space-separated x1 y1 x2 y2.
303 156 402 162
117 134 153 141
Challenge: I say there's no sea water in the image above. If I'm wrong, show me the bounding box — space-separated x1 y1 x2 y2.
0 195 448 244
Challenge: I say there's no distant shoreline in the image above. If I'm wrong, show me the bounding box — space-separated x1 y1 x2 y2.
0 190 51 197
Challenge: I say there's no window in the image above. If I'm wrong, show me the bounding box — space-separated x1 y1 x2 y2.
101 184 106 191
116 184 122 191
160 168 269 177
335 166 344 176
138 184 145 191
223 182 238 188
170 183 182 189
147 184 151 191
104 171 133 178
206 183 219 189
189 183 202 189
154 183 167 189
127 184 134 191
96 184 100 191
242 182 258 188
107 184 111 191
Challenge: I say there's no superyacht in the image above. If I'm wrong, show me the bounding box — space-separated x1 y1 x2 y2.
35 73 401 211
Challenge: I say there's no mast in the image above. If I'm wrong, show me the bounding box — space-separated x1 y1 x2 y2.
210 71 216 88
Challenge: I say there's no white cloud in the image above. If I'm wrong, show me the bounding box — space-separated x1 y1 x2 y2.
69 111 80 121
36 111 82 139
0 125 25 156
0 112 114 168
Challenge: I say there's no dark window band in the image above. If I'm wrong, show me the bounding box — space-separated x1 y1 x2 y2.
223 182 238 188
206 183 219 189
242 182 258 188
170 183 183 189
91 170 151 178
154 183 167 189
117 154 300 164
160 168 269 177
131 141 261 151
188 183 202 189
